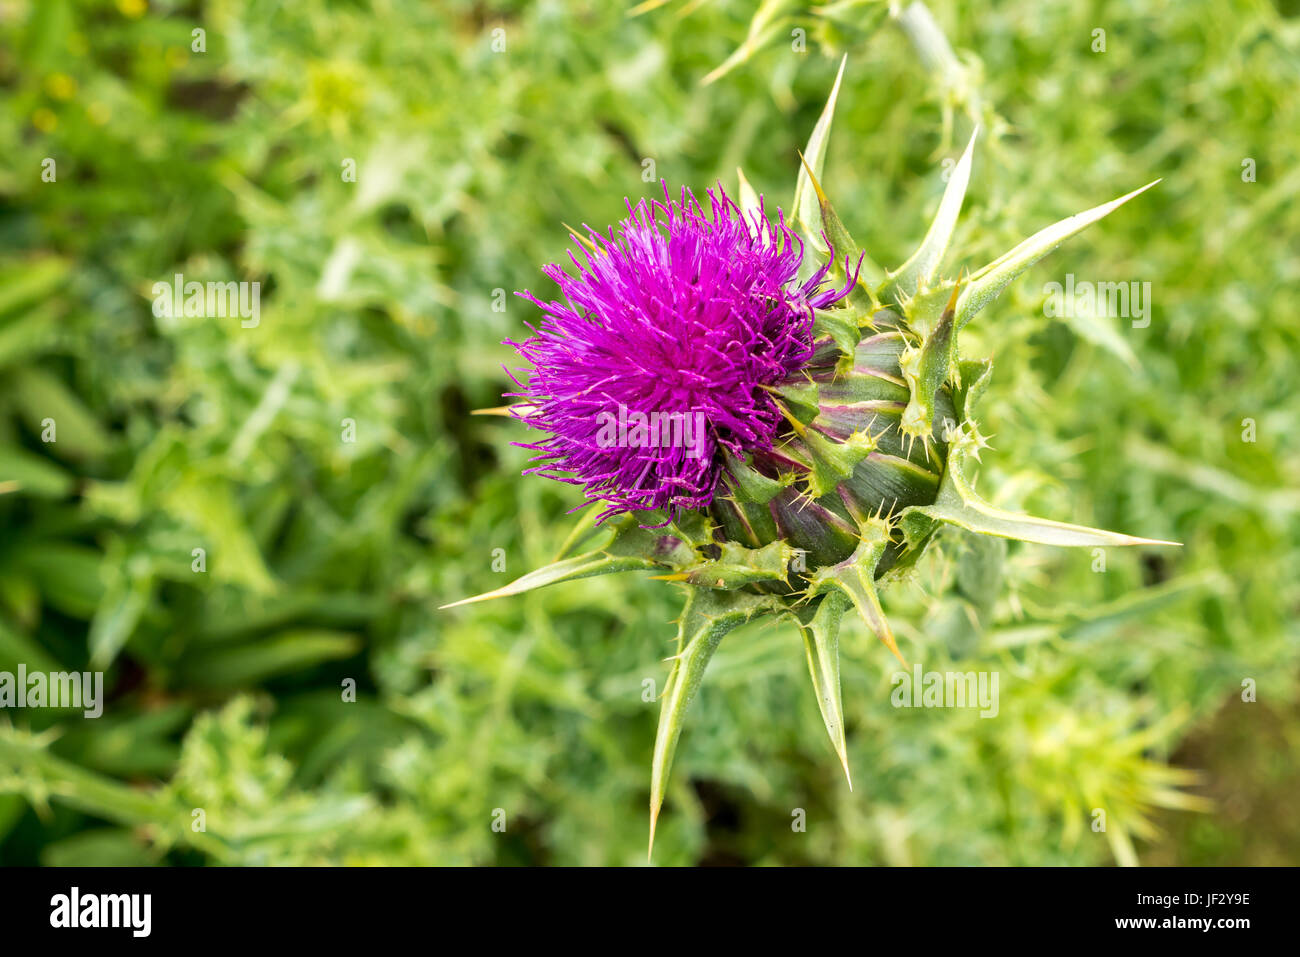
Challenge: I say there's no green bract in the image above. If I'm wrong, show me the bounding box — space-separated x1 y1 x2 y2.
445 60 1178 859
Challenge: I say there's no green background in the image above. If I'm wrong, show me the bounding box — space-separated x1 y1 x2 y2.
0 0 1297 865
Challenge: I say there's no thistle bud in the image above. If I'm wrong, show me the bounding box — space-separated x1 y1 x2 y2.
444 67 1177 859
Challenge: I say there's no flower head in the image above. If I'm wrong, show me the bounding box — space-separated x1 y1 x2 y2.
452 73 1176 864
509 183 854 522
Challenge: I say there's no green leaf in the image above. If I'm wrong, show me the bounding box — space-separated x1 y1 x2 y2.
7 367 114 461
1058 304 1141 373
788 420 878 499
649 588 779 859
898 279 961 446
88 563 153 668
892 0 965 88
441 517 688 609
1124 437 1300 515
0 256 69 318
176 629 361 688
0 794 24 845
701 0 795 86
0 446 74 498
883 127 978 300
906 429 1181 548
808 518 907 665
990 572 1221 649
957 180 1161 329
551 508 608 561
160 472 277 593
0 617 62 675
0 302 64 369
0 726 227 861
6 542 105 619
42 829 158 867
792 54 847 258
813 307 866 370
799 591 854 787
952 357 994 421
797 153 885 289
722 450 796 505
655 539 796 590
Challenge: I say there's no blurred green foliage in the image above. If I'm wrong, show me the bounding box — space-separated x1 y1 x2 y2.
0 0 1297 865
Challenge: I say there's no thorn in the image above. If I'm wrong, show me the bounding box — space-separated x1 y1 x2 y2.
942 269 966 317
881 630 909 669
771 397 807 437
563 222 604 258
438 592 496 610
796 151 830 207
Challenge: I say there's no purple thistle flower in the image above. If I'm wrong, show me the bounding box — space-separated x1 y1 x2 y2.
508 182 855 524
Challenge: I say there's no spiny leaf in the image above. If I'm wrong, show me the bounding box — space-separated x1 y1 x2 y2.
797 151 885 289
951 356 994 421
898 276 962 449
649 588 781 859
800 591 854 787
440 547 649 609
814 307 868 377
767 380 821 424
652 539 796 589
808 518 908 666
440 517 686 609
786 422 878 499
552 508 607 561
792 54 847 258
722 450 796 505
663 509 717 550
957 180 1161 329
883 127 979 300
906 429 1182 548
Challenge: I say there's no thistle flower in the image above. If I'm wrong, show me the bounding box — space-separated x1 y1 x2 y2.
508 184 855 523
445 61 1178 859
